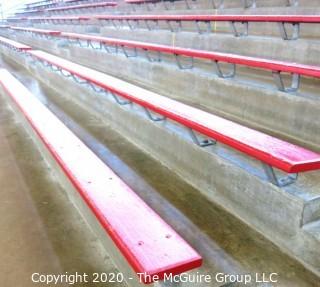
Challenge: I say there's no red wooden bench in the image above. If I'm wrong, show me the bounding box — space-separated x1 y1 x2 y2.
28 16 91 24
125 0 160 11
46 1 117 14
95 14 320 39
10 26 61 36
6 17 28 23
124 0 297 9
56 31 320 92
25 49 320 187
0 36 32 51
25 0 58 10
0 69 202 283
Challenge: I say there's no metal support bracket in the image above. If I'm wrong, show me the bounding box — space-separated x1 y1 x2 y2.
211 0 224 9
163 0 175 10
167 20 182 32
229 21 249 37
287 0 298 6
122 46 138 58
71 74 88 85
272 71 300 93
243 0 256 8
278 22 300 40
110 92 132 105
188 128 216 147
144 19 159 30
175 54 194 69
144 108 167 121
195 20 212 34
213 61 236 78
144 49 162 62
262 163 298 187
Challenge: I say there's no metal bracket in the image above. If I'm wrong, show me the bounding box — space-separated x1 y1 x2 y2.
144 108 167 121
184 0 196 9
272 71 300 93
243 0 256 8
144 49 162 62
87 82 106 93
211 0 224 9
71 74 88 85
122 46 138 58
110 92 132 105
188 128 216 147
87 40 102 50
262 163 298 186
229 21 249 37
102 43 117 54
213 61 236 78
167 20 182 32
126 19 139 30
278 22 300 40
175 54 194 69
163 0 175 10
195 20 212 34
287 0 298 6
144 19 159 30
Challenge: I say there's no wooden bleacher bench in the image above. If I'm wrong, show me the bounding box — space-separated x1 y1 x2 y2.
94 14 320 39
0 69 202 283
5 26 317 92
124 0 298 9
0 36 32 51
53 31 320 92
10 27 61 36
28 16 91 24
22 49 320 187
46 1 117 14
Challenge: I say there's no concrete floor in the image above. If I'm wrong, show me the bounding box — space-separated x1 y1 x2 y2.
0 57 320 286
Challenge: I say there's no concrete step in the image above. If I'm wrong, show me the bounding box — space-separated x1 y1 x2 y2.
303 219 320 241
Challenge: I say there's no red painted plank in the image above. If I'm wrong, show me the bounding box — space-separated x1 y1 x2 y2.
46 1 117 11
0 69 202 283
0 36 32 50
94 14 320 23
59 31 320 79
10 26 61 36
125 0 159 3
29 16 90 21
27 50 320 173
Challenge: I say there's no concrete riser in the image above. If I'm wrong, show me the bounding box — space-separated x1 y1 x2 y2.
2 48 319 277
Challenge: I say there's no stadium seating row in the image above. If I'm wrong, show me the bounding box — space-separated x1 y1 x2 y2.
6 26 320 93
0 46 202 285
1 35 320 188
10 15 320 40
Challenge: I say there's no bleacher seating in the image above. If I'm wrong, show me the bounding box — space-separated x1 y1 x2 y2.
0 36 32 51
0 68 202 283
46 1 117 15
5 26 320 92
21 48 320 187
1 0 320 283
94 14 320 40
